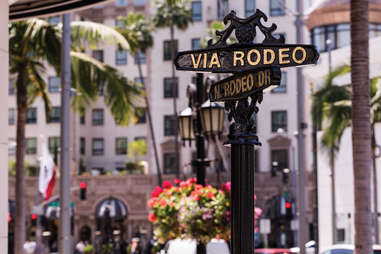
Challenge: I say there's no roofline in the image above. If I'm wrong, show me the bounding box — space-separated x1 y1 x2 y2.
9 0 115 21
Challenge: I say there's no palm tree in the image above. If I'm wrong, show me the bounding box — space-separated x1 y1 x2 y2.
351 0 373 253
321 76 381 244
153 0 193 178
116 13 163 186
311 65 350 244
9 19 140 254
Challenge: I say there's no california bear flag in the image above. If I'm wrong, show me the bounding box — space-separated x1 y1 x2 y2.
39 143 56 200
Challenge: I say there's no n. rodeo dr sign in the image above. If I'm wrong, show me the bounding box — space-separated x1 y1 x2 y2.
175 44 319 73
209 67 281 102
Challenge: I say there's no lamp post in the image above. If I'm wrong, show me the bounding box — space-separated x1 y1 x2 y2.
178 73 225 186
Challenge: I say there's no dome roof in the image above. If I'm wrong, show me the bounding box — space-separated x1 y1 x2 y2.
95 197 128 220
305 0 381 29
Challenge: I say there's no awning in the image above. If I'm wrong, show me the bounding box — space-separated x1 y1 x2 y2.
95 197 128 220
303 36 381 87
9 0 114 21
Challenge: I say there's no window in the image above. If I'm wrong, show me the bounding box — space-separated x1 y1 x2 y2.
115 137 128 155
245 0 255 17
270 0 285 16
92 50 104 62
48 16 60 24
9 81 15 95
98 84 104 96
271 110 287 132
8 138 16 156
164 77 179 98
48 137 60 154
163 40 178 61
92 109 104 126
164 115 177 136
217 0 229 20
134 0 146 5
136 108 146 124
8 108 15 125
337 228 345 243
115 0 127 7
192 1 202 21
26 108 37 124
80 109 85 125
80 137 86 155
134 136 146 141
48 76 60 93
26 138 37 154
92 138 104 155
191 38 201 50
134 77 146 86
271 149 289 170
134 51 146 64
163 153 179 174
272 72 287 93
115 50 127 65
48 107 60 123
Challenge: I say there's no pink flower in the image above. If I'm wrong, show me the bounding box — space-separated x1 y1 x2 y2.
162 180 173 189
158 199 167 207
147 198 158 208
151 186 163 198
180 181 188 189
206 191 214 199
174 178 181 184
221 182 231 192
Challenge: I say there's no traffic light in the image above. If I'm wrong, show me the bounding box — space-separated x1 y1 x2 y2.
80 182 87 200
31 213 37 226
285 201 293 220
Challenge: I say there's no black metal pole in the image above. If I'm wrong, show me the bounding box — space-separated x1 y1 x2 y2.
231 142 255 254
195 73 206 186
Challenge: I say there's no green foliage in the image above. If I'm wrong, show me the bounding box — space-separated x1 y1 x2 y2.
152 0 193 31
128 139 147 162
116 13 154 54
8 160 38 177
101 243 113 254
200 21 238 49
83 245 94 254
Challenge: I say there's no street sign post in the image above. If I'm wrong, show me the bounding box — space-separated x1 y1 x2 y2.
174 9 319 254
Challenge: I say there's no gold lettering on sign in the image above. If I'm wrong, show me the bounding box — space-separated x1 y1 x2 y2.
279 48 290 64
265 70 271 85
233 51 245 66
264 49 275 65
235 78 242 94
209 53 221 68
241 76 247 92
191 54 202 68
258 71 264 87
230 80 235 96
214 86 220 100
203 53 207 68
247 74 254 91
248 49 261 66
292 46 307 64
224 82 229 97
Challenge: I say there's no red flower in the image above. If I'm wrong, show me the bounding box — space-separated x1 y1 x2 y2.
195 184 203 191
147 198 158 208
206 191 214 199
159 198 167 207
221 182 231 192
148 212 157 222
180 181 188 189
151 186 163 198
162 180 173 189
174 178 181 184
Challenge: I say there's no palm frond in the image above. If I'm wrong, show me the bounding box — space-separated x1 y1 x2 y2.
70 21 130 51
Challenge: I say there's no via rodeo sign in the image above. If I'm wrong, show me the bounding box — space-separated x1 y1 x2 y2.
174 10 319 102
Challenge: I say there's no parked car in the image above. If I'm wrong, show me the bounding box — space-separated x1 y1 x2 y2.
321 244 381 254
255 248 291 254
162 239 230 254
290 240 316 254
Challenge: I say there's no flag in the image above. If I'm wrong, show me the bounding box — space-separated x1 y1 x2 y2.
39 143 56 200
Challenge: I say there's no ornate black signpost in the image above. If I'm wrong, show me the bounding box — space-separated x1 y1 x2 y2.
175 9 319 254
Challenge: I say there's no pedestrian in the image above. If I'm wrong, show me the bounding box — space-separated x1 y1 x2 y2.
130 238 141 254
76 240 86 253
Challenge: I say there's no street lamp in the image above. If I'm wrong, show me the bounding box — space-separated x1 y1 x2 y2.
178 73 225 186
200 100 224 138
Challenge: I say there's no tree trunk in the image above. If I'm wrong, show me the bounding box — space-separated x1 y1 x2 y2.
351 1 373 254
372 124 379 243
15 67 28 254
170 25 180 178
330 148 337 244
136 54 162 186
